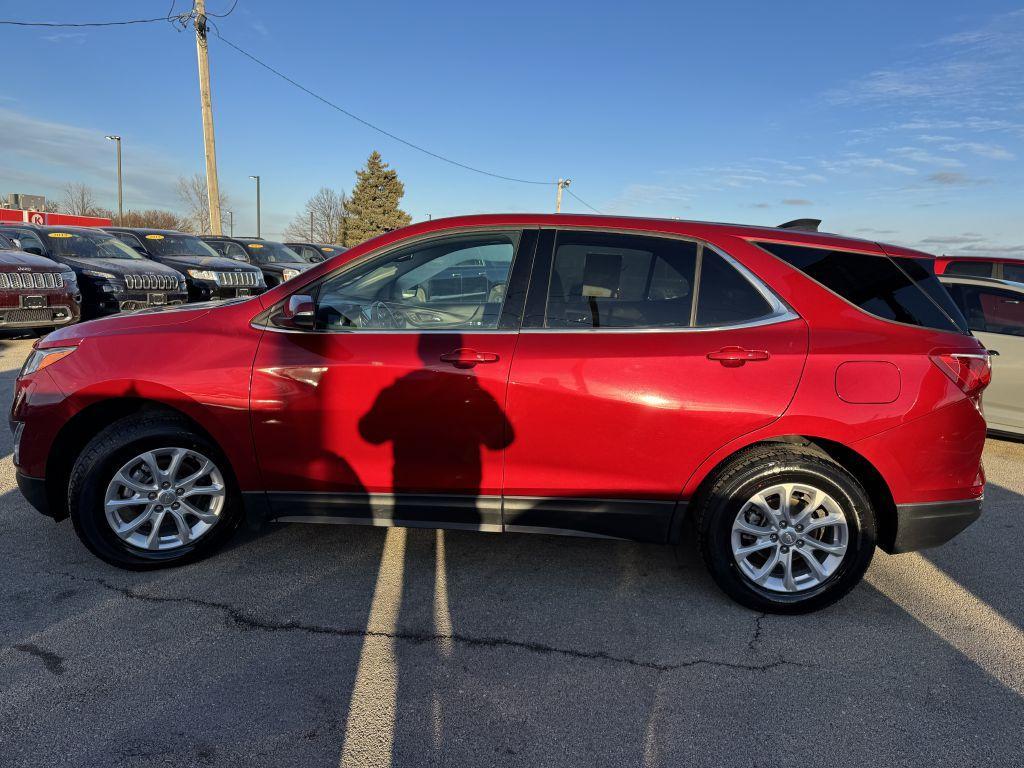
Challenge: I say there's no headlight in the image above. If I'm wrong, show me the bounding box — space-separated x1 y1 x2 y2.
82 269 116 279
21 345 77 377
281 268 300 281
187 269 217 280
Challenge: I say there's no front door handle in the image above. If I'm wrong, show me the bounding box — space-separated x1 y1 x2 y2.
706 346 770 367
440 348 500 369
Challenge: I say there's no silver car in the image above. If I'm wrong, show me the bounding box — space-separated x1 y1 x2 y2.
941 275 1024 438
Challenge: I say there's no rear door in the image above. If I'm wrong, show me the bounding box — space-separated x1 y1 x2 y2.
502 229 808 541
945 281 1024 432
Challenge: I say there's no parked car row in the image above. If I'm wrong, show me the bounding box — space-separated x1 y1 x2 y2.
0 222 344 332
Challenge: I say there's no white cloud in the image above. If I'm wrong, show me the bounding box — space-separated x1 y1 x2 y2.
941 141 1015 160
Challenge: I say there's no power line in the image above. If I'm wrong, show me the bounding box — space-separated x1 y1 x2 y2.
209 26 556 186
566 188 602 214
0 13 190 28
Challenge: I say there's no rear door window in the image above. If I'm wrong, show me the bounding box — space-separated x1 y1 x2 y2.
694 249 774 327
758 242 968 334
544 232 698 328
945 261 995 278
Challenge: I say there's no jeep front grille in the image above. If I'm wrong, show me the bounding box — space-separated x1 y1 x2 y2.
214 270 260 287
0 272 65 290
124 274 178 291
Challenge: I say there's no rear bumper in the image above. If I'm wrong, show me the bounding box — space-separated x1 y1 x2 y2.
885 497 982 554
16 471 54 519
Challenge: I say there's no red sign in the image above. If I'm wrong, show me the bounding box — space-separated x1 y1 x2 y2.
0 209 112 227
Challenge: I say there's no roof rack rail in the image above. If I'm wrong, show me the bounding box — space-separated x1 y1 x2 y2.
778 218 821 232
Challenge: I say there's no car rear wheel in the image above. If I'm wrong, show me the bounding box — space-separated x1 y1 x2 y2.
695 444 876 614
68 413 243 569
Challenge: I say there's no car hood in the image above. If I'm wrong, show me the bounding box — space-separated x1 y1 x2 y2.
151 254 262 272
58 256 184 278
0 249 65 271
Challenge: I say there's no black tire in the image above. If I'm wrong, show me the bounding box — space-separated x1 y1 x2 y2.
67 412 243 569
694 444 876 614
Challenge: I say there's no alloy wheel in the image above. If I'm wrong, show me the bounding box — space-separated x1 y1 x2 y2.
730 482 849 593
104 447 226 551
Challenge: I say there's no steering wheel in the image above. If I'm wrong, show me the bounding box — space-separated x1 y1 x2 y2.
361 300 403 329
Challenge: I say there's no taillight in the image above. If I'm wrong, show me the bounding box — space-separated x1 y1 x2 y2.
931 352 992 398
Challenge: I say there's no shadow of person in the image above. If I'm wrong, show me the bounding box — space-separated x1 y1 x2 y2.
357 332 513 528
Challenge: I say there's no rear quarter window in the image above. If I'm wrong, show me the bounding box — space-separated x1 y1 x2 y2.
945 260 994 278
757 241 968 334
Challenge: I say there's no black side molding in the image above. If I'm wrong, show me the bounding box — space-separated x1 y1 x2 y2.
17 471 55 519
885 498 982 554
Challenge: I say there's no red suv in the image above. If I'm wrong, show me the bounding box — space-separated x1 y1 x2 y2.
11 215 989 612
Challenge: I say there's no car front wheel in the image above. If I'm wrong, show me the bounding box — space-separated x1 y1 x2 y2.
695 444 877 614
68 413 243 569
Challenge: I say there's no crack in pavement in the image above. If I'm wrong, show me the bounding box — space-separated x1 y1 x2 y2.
44 571 811 674
12 642 65 676
748 612 767 652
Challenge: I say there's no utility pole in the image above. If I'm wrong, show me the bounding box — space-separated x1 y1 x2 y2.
555 178 571 213
105 135 123 224
194 0 223 235
250 175 261 237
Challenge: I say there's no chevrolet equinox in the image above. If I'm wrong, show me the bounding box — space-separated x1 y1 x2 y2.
12 214 990 613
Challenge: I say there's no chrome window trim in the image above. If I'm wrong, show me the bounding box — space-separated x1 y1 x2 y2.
254 224 800 335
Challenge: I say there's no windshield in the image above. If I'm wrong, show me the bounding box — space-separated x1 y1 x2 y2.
45 230 146 260
244 241 303 264
138 233 220 259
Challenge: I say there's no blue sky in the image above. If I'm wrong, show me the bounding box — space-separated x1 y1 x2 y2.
1 1 1022 253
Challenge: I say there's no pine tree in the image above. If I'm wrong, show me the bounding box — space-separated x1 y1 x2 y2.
344 151 412 245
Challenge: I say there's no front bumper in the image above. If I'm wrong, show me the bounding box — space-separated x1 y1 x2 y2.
886 498 982 553
0 303 78 328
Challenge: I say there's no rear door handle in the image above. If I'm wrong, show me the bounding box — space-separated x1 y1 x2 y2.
440 348 500 368
706 346 770 367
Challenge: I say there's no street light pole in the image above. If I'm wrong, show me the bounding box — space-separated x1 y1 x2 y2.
105 135 122 224
249 175 261 238
224 210 234 236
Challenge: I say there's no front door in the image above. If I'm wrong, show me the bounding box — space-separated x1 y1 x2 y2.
502 229 808 540
251 229 534 530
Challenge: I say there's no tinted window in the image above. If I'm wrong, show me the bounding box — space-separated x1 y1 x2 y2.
1002 263 1024 283
695 249 774 327
44 229 146 260
314 233 517 331
946 284 1024 337
945 260 994 278
545 232 697 328
113 232 144 249
137 233 220 258
759 242 967 334
244 241 303 264
6 228 45 253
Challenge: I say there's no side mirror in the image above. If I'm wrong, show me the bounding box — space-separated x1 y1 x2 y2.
281 294 315 329
134 245 151 256
310 255 325 263
24 246 44 256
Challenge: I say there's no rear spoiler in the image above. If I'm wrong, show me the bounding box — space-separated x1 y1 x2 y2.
778 218 821 232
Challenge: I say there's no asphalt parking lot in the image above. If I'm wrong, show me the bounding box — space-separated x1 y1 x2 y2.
0 336 1021 768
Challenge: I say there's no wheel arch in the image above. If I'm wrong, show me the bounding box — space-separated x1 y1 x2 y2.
44 397 229 521
671 434 897 550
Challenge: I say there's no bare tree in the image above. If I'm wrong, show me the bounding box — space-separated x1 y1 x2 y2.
284 187 348 243
176 174 229 234
120 209 188 230
62 183 102 216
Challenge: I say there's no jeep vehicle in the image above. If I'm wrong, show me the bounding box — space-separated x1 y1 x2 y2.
200 236 313 287
284 242 348 263
12 214 989 613
0 234 80 332
107 228 266 301
0 224 187 318
935 254 1024 281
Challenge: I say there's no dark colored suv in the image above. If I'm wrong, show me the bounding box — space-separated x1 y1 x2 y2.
0 233 80 332
11 214 989 613
201 236 314 287
108 228 266 301
284 242 348 263
1 224 187 318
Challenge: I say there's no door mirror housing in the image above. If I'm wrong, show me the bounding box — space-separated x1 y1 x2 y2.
24 246 44 256
281 294 315 329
